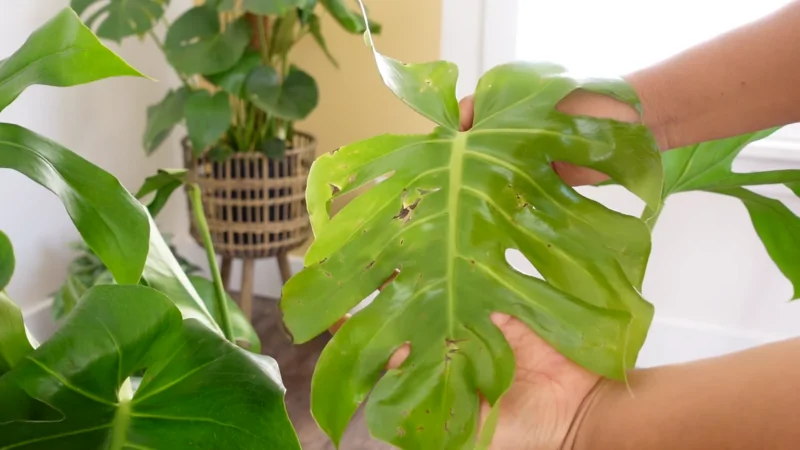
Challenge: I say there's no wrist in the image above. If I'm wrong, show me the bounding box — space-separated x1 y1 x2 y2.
561 378 616 450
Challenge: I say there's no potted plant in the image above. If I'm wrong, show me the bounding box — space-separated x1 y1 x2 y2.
0 8 299 448
277 5 800 449
73 0 381 317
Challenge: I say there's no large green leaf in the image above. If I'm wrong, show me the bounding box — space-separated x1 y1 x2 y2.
164 6 251 76
188 275 263 353
218 0 305 15
320 0 381 34
659 130 800 299
143 88 189 155
280 51 662 448
0 124 150 285
142 216 221 333
0 284 300 449
184 90 232 155
72 0 167 43
0 232 34 376
206 51 262 97
0 7 144 112
245 65 319 120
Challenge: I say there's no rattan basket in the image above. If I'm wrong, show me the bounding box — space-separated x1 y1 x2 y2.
183 132 316 260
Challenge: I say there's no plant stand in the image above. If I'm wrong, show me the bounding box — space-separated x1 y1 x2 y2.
184 133 316 319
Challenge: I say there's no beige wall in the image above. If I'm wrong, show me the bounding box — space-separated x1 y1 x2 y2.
293 0 443 155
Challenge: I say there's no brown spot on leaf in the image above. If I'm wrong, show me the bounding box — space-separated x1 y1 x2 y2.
329 183 340 195
319 258 327 264
426 409 430 414
349 174 357 183
366 261 375 270
330 147 340 154
400 239 404 246
417 426 425 431
470 259 475 265
397 427 406 437
324 271 332 277
393 198 422 222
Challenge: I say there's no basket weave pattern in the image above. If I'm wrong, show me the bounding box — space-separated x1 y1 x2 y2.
183 133 316 259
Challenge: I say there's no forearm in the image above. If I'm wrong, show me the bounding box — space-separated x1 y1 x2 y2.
567 337 800 449
626 0 800 150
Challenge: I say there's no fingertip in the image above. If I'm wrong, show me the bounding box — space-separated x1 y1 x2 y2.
387 342 411 369
458 95 475 131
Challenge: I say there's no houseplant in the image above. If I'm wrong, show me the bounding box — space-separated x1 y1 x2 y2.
278 4 800 449
74 0 382 317
0 8 299 448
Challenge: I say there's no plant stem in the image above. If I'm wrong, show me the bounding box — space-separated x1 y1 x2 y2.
641 204 663 232
256 16 270 64
188 184 234 342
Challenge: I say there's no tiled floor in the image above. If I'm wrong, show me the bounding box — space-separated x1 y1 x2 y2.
252 296 393 450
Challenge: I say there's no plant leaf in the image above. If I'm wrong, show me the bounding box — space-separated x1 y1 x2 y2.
281 53 662 448
0 7 145 112
184 90 232 155
257 137 287 160
188 275 262 353
71 0 167 43
143 88 189 155
218 0 305 15
660 130 800 300
0 123 150 285
142 215 221 333
206 51 262 97
136 169 188 217
320 0 381 34
51 274 88 321
245 65 319 120
0 284 301 449
165 6 251 76
309 14 339 68
0 229 13 291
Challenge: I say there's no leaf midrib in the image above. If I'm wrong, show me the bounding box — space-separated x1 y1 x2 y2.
446 133 467 338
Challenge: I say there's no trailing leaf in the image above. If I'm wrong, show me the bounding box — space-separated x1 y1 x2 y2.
72 0 167 43
246 65 319 120
281 39 662 450
659 130 800 299
0 124 150 285
143 88 189 155
165 6 251 76
184 91 232 155
0 285 300 449
0 7 144 112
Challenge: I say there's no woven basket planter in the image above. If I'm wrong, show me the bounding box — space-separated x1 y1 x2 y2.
183 132 316 260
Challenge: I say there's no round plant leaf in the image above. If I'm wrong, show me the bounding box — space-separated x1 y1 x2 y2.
184 90 232 155
165 6 251 76
280 50 663 448
258 137 287 160
72 0 166 43
0 285 300 449
245 65 319 120
143 88 189 155
218 0 306 15
206 51 262 97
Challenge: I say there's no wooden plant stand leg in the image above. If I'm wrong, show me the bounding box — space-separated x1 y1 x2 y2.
240 258 255 320
220 256 232 290
277 251 292 285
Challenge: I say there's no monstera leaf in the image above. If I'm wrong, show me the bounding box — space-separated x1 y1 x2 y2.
72 0 167 43
218 0 305 15
0 285 300 449
280 37 663 449
0 7 143 113
143 88 189 155
659 130 800 299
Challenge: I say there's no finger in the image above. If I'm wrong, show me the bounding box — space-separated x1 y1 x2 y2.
459 96 475 131
551 161 609 187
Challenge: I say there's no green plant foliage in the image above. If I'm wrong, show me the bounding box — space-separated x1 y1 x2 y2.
71 0 167 42
0 8 143 112
188 274 263 353
144 88 190 155
0 285 301 449
246 65 319 120
281 47 662 448
0 124 150 285
659 130 800 299
207 51 262 97
308 14 338 68
320 0 381 34
165 6 251 76
136 169 188 217
258 137 287 159
185 91 233 155
219 0 306 15
0 232 34 376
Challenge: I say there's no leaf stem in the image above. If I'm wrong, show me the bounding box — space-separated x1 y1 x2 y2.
188 184 234 342
641 204 663 232
147 30 192 89
257 16 270 65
